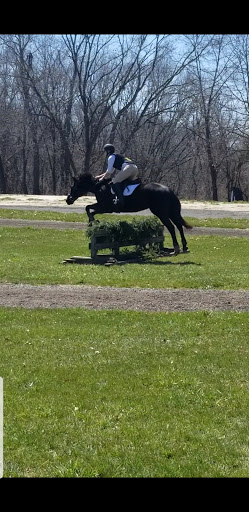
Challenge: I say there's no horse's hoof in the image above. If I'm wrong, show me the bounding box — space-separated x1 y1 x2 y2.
174 246 180 255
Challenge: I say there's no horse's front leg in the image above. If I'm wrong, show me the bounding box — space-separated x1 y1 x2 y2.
85 204 99 225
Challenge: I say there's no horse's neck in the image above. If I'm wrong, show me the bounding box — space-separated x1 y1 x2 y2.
86 180 99 196
95 181 111 198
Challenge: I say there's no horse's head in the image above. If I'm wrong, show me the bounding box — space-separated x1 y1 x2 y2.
66 173 95 205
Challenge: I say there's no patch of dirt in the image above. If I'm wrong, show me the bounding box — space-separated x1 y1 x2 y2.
1 193 249 219
1 218 249 238
0 283 249 312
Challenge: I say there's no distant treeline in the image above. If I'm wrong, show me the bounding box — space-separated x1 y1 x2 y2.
0 34 248 201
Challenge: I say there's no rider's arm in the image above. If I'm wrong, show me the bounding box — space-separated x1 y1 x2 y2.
96 154 115 180
106 154 115 172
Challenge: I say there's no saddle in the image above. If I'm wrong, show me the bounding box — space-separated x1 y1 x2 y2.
110 178 141 198
119 178 141 192
98 176 141 198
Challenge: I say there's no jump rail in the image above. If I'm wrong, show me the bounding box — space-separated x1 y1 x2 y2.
89 228 164 261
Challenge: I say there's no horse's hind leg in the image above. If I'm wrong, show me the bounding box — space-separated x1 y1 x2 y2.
177 224 188 252
163 219 180 254
151 211 180 254
170 216 189 252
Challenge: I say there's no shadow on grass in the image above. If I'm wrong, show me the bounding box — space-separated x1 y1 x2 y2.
63 249 202 267
117 260 202 266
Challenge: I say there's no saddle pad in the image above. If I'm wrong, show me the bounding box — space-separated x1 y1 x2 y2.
111 183 140 196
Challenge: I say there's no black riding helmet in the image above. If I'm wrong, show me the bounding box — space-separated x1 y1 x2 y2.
103 143 115 155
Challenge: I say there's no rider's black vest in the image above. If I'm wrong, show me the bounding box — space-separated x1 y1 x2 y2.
113 153 134 170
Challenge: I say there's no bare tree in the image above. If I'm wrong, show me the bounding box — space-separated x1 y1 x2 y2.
226 34 249 198
6 34 79 192
184 34 235 200
0 33 248 200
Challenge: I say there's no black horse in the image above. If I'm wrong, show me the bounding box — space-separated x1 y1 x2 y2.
66 173 192 254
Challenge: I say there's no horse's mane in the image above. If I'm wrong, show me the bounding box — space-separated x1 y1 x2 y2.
77 172 93 181
77 173 112 189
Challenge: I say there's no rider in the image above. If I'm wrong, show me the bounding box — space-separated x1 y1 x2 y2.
95 144 139 209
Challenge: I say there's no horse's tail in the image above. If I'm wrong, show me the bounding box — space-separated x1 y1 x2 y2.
170 191 193 229
171 213 193 229
181 216 193 230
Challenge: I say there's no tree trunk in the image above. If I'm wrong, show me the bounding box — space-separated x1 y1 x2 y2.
22 145 28 194
0 155 7 193
32 138 40 194
205 117 218 201
209 161 218 201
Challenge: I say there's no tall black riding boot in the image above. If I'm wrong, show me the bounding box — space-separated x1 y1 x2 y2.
112 182 125 211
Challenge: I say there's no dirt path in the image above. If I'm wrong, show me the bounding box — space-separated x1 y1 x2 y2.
1 217 249 238
1 193 249 218
1 283 249 312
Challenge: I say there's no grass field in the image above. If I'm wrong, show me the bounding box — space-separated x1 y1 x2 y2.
1 208 249 478
0 225 248 289
1 308 249 478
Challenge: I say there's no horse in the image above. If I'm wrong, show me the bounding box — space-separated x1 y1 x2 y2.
66 173 192 254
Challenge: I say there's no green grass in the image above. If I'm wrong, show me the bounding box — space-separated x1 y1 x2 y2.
1 207 249 229
1 307 249 478
0 208 89 223
1 208 249 478
0 226 249 289
186 216 249 229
